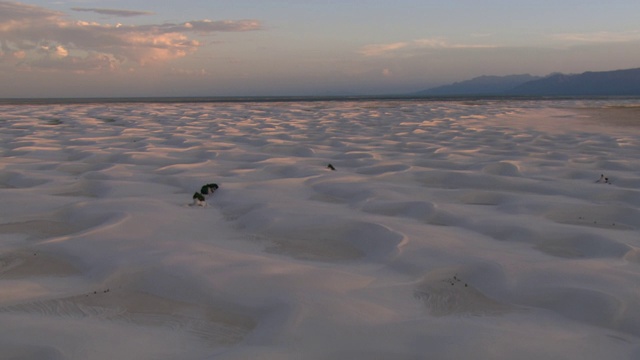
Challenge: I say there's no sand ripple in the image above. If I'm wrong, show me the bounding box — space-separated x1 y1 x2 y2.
0 290 255 345
1 100 639 359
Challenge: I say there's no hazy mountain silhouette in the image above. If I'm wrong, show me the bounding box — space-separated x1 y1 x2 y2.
416 74 540 96
416 67 640 96
509 68 640 96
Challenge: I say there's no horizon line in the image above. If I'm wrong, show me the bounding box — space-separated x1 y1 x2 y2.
2 94 637 105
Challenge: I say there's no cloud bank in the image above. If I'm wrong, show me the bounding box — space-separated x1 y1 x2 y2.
0 1 261 73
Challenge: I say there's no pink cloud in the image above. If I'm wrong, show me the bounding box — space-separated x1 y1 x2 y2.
0 1 261 73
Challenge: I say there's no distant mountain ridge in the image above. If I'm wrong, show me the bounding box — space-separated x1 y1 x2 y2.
417 74 541 96
417 67 640 96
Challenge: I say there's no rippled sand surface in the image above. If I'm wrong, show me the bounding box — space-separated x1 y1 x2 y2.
1 99 639 359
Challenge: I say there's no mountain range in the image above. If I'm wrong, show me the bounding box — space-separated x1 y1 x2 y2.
416 67 640 96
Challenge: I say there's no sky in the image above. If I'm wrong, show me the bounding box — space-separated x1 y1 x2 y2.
2 0 640 98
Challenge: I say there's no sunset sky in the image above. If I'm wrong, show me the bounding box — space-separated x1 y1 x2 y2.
2 0 640 98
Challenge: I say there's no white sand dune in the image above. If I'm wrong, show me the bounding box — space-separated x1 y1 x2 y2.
1 99 639 359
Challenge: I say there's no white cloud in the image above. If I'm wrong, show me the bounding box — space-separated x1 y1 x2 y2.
0 1 261 73
550 30 640 44
359 42 408 56
37 43 68 58
359 38 498 57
